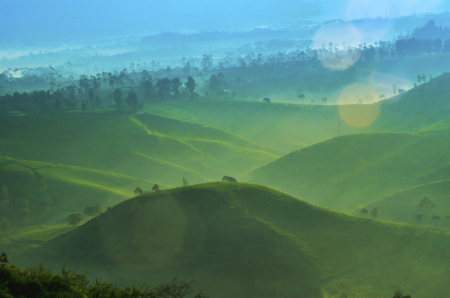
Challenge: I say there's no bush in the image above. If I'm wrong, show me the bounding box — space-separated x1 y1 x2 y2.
0 253 208 298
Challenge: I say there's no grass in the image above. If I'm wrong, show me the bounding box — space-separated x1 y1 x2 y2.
14 182 450 298
0 156 167 230
0 112 278 186
143 73 450 153
245 131 450 212
353 179 450 228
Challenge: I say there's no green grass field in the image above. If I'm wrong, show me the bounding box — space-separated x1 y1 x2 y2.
14 183 450 298
143 73 450 153
352 179 450 228
245 131 450 212
0 156 168 232
0 112 278 186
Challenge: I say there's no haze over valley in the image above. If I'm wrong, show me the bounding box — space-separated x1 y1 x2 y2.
2 1 450 297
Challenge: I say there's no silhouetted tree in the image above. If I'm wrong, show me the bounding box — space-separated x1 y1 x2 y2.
152 184 160 192
68 213 82 225
432 215 441 227
134 187 143 195
182 177 189 186
263 98 270 103
416 214 423 225
156 78 171 100
186 76 196 100
418 196 435 218
171 78 182 99
201 54 213 71
126 90 139 112
84 204 101 218
360 208 368 216
371 207 378 218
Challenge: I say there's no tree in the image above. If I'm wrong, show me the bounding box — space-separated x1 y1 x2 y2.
431 215 441 227
152 184 160 192
140 72 154 102
207 75 221 96
417 74 422 84
68 213 82 225
113 88 122 111
416 214 423 225
84 203 102 219
263 98 270 103
201 54 213 71
156 78 171 100
370 207 378 218
322 96 328 104
360 208 368 216
298 94 305 104
171 78 182 99
182 177 189 186
135 187 143 195
81 102 87 111
126 90 139 112
418 196 435 217
186 76 196 100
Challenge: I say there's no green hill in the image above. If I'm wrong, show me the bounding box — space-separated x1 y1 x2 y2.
245 132 450 212
15 183 450 298
144 73 450 152
0 112 278 185
145 99 345 152
419 115 450 134
352 180 450 228
373 72 450 132
0 156 166 226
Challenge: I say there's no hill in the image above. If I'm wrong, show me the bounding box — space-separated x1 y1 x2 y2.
144 73 450 152
0 155 168 237
419 115 450 134
0 112 278 185
15 183 450 298
245 132 450 212
352 180 450 228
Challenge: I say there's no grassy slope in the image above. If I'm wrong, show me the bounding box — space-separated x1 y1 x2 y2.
145 100 344 152
16 183 450 298
352 180 450 228
245 132 450 212
144 73 450 152
0 156 169 255
0 112 278 185
0 156 166 214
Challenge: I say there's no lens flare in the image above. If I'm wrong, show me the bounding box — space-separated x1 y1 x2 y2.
313 23 363 70
338 83 380 127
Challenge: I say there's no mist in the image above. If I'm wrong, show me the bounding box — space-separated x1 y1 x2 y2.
3 1 450 298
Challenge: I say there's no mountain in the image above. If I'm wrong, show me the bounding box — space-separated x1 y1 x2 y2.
16 183 450 298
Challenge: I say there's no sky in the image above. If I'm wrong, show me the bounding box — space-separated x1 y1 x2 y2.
1 0 450 45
